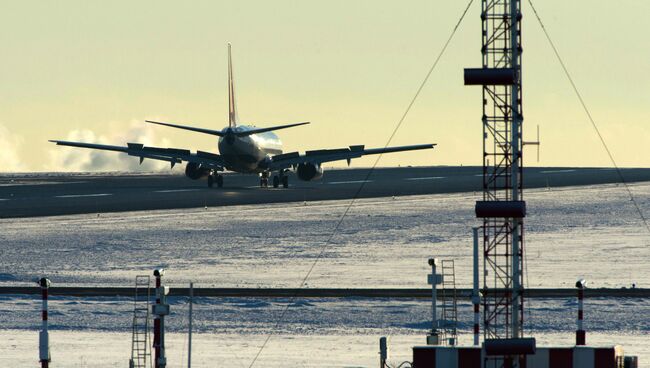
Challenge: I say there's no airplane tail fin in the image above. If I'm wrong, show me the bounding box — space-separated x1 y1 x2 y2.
228 43 239 128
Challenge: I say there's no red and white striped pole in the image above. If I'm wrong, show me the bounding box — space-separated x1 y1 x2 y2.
153 271 161 367
152 269 169 368
576 278 586 345
38 277 51 368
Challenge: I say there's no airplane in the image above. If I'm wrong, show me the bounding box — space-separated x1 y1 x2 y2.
50 44 436 189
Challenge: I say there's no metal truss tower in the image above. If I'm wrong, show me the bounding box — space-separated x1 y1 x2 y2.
465 0 525 340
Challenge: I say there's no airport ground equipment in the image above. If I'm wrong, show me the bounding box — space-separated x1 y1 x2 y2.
426 258 442 345
130 275 152 368
440 260 458 346
412 345 628 368
576 279 587 346
38 277 51 368
152 269 170 368
427 258 458 346
379 337 388 368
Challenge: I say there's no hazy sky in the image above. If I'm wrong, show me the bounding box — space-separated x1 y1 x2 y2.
1 1 649 172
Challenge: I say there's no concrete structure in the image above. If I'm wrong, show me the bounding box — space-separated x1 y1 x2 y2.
412 345 625 368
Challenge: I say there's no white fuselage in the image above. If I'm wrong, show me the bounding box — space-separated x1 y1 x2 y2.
218 125 283 173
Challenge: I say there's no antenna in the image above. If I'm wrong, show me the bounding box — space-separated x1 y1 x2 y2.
523 124 541 162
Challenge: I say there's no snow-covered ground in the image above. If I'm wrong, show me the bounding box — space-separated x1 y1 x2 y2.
1 182 649 365
0 295 648 367
1 182 649 288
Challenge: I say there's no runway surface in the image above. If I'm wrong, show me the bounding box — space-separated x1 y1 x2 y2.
2 166 650 218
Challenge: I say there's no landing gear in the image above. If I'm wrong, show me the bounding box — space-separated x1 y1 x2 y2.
272 171 289 189
208 173 223 188
262 171 288 189
260 172 269 188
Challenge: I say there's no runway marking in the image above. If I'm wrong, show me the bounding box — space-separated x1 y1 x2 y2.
154 189 200 193
540 169 576 174
405 176 445 181
0 199 10 201
325 180 374 185
0 180 87 187
55 193 112 198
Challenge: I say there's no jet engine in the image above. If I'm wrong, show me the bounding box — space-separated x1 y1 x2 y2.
185 162 210 180
296 163 323 181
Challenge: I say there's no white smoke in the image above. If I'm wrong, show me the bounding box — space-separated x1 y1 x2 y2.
0 124 29 172
47 120 177 172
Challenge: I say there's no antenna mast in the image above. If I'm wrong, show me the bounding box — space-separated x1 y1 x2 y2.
465 0 526 341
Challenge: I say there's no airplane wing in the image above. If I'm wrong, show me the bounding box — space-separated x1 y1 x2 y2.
267 143 436 170
49 140 224 169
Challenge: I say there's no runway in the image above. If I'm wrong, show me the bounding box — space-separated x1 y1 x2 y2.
2 166 650 218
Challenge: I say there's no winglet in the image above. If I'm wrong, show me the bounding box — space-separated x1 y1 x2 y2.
228 43 239 128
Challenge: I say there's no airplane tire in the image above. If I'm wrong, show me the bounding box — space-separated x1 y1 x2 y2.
216 175 223 188
273 175 279 188
282 176 289 188
207 175 214 188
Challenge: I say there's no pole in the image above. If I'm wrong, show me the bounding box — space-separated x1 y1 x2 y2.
153 273 161 367
510 0 523 340
576 279 586 345
153 269 169 368
188 282 193 368
39 278 51 368
472 228 480 346
431 260 437 332
429 258 438 332
379 336 387 368
427 258 441 345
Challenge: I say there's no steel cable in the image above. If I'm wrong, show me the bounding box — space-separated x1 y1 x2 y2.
527 0 650 236
246 1 475 366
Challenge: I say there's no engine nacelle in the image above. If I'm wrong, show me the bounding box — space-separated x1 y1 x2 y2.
185 162 210 180
296 163 323 181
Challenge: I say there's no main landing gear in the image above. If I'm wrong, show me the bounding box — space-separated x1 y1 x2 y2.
263 171 289 188
207 173 223 188
272 171 289 189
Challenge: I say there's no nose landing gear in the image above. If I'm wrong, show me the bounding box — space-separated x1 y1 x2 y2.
260 172 269 188
207 173 224 188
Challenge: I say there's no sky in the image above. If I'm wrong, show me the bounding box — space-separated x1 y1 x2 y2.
1 0 649 172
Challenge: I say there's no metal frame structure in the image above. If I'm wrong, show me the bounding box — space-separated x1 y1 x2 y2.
439 260 458 345
130 275 152 368
476 0 525 340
